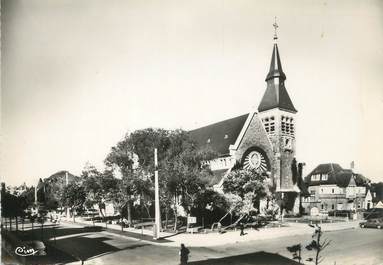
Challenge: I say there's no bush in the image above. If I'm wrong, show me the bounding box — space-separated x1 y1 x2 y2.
177 216 187 227
284 213 301 218
328 210 351 217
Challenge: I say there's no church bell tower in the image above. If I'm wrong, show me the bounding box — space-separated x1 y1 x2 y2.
258 20 298 193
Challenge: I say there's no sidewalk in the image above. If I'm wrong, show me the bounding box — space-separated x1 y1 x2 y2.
318 220 359 231
159 220 359 247
59 218 174 243
59 218 359 247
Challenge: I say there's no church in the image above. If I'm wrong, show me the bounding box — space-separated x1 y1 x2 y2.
189 26 302 214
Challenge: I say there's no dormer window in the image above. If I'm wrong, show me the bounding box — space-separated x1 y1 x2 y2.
224 134 228 139
322 174 328 181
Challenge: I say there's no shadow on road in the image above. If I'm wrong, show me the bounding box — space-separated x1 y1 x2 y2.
20 245 78 265
188 251 301 265
54 234 150 262
54 235 120 261
3 226 150 264
15 226 99 242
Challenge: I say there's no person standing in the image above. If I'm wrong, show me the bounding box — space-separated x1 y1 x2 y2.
179 243 190 265
240 222 245 236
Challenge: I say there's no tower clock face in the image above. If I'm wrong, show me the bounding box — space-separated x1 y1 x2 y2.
243 151 268 172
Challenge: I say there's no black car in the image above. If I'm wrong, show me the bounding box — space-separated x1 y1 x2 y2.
359 218 383 229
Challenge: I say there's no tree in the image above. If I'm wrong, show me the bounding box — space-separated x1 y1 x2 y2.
190 189 229 227
82 164 104 214
222 168 270 225
305 224 331 265
160 130 217 230
105 128 172 226
61 183 86 222
105 137 138 226
105 128 218 230
99 169 141 230
82 164 121 219
43 171 81 211
130 167 153 218
1 183 30 232
19 186 35 208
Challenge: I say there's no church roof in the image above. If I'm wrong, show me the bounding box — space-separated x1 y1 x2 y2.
188 114 249 156
304 163 369 188
258 43 297 113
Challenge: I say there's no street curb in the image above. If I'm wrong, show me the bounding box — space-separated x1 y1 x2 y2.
60 219 176 244
323 227 357 232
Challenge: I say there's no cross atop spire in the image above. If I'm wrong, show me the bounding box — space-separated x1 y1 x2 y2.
257 22 297 114
273 16 278 42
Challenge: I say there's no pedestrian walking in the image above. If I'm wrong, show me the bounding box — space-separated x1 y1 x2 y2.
179 243 190 265
240 222 245 236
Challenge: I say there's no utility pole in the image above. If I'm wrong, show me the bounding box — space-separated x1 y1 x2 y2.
65 171 70 220
34 184 37 204
154 148 161 239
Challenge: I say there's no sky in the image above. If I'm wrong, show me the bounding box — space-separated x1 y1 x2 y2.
1 0 383 186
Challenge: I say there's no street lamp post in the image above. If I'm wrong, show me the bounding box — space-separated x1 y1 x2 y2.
65 172 70 220
154 148 161 239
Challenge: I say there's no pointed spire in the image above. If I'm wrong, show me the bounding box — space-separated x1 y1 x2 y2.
266 17 286 81
265 43 286 81
258 20 297 113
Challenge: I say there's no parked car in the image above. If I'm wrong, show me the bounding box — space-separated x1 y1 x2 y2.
359 218 383 229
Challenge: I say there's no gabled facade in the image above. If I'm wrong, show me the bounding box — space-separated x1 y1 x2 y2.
189 31 302 213
302 163 370 213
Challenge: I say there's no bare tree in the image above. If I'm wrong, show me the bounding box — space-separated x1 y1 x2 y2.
305 224 331 265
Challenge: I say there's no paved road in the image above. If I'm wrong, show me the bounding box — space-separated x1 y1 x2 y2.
57 225 382 265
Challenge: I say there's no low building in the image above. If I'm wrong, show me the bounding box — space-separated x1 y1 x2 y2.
302 163 370 214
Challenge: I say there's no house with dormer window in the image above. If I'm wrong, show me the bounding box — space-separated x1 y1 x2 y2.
302 163 370 213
